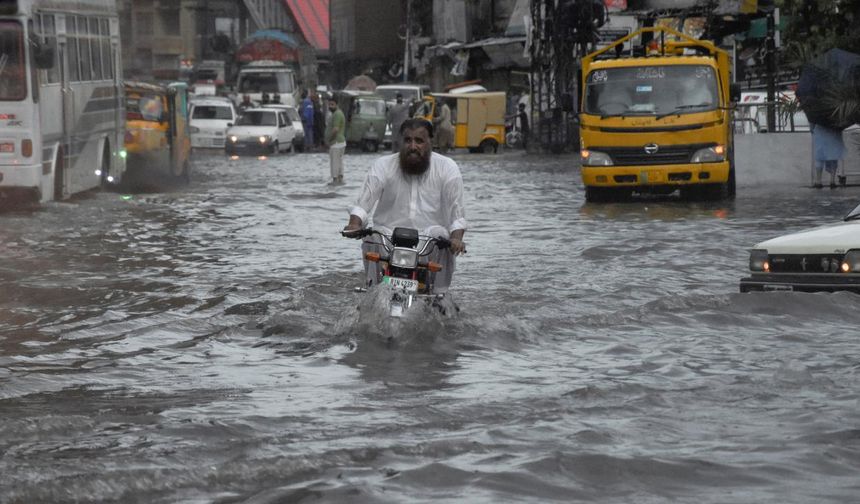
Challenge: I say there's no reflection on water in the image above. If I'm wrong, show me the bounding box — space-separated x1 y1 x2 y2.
2 151 860 502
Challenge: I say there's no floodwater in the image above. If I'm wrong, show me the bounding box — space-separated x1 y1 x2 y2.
2 150 860 503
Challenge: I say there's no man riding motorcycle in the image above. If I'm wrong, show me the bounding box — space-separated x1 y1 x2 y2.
342 118 467 293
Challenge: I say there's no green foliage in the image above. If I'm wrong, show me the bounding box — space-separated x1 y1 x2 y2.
780 0 860 66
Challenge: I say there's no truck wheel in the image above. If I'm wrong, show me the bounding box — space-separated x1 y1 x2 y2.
479 139 498 154
727 162 736 199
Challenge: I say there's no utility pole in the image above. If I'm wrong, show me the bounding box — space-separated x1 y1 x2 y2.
403 0 411 83
765 8 776 132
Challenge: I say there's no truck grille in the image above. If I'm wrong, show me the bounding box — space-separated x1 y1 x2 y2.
768 254 845 273
595 143 714 166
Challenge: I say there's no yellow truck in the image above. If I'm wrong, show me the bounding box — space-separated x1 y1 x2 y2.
579 26 740 202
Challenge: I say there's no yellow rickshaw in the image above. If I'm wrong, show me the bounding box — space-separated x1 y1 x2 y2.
124 81 192 185
419 91 506 153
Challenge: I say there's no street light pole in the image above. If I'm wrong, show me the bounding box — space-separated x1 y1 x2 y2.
403 0 411 83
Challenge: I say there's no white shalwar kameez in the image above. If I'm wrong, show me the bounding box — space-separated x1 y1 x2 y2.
348 152 467 293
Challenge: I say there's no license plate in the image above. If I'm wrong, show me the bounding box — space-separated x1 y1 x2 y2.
763 284 793 292
383 276 418 292
0 142 13 153
641 170 663 183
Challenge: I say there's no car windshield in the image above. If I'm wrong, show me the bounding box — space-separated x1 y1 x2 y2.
238 72 294 94
192 105 233 120
585 65 718 117
845 202 860 221
285 107 300 122
0 20 27 101
356 98 386 116
126 94 164 121
236 111 276 126
377 88 418 102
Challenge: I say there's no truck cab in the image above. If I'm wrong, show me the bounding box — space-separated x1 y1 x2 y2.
236 61 299 108
579 26 740 202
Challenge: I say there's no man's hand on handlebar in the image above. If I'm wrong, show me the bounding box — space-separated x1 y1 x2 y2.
342 215 365 239
449 229 467 256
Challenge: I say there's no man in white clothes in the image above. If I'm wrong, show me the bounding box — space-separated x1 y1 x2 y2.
342 118 467 293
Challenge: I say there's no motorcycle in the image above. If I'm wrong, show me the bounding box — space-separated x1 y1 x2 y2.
342 226 459 318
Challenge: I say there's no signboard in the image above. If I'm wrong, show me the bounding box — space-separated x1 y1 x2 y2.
596 15 639 52
604 0 627 11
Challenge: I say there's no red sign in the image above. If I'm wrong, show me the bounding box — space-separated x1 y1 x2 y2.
0 114 16 120
605 0 627 10
236 39 299 64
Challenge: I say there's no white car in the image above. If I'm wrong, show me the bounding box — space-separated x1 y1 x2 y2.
225 108 295 156
262 104 305 152
189 97 237 149
740 202 860 293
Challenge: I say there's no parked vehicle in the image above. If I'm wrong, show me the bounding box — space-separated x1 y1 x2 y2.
375 83 431 110
419 92 507 153
236 61 299 108
579 25 741 202
225 108 295 156
262 104 305 152
342 227 457 318
740 201 860 293
333 90 387 152
189 96 237 149
124 81 192 184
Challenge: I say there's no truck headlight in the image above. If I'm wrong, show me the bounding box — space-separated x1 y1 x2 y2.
259 135 271 144
229 135 238 143
390 248 418 269
691 145 726 163
749 249 769 272
581 149 613 166
840 250 860 273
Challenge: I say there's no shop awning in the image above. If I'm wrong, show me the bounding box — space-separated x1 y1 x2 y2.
282 0 329 51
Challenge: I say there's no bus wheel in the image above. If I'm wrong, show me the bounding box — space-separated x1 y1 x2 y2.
479 139 498 154
53 148 65 201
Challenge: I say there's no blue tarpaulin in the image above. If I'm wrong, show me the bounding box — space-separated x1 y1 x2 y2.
797 48 860 130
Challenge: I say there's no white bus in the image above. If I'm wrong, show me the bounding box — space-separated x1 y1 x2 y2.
0 0 125 204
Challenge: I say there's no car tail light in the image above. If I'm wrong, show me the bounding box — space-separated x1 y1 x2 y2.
21 139 32 158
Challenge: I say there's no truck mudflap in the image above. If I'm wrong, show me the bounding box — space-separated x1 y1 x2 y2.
582 161 730 187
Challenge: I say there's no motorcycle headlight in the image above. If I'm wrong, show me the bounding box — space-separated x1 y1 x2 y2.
840 249 860 273
259 135 271 144
581 149 613 166
749 249 769 272
390 248 418 269
691 145 726 163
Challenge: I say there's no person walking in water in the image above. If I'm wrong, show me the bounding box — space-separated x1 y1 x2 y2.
386 92 411 153
434 101 454 153
301 90 315 148
325 97 347 184
812 123 845 188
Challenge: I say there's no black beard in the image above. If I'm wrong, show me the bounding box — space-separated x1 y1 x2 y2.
399 149 430 175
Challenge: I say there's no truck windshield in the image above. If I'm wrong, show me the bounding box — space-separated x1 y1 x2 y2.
238 72 294 94
0 20 27 101
585 65 718 117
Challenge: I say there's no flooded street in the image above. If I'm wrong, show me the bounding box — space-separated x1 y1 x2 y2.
2 150 860 503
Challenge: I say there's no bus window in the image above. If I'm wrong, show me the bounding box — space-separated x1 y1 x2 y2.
67 17 80 81
0 20 26 101
89 18 102 80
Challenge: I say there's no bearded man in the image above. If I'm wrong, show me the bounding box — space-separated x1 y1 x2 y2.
342 118 467 293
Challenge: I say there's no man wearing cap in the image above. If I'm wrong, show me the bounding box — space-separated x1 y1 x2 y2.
386 92 411 153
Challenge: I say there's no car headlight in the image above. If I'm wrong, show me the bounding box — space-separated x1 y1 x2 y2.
190 126 200 133
259 135 271 144
229 135 238 143
840 249 860 273
749 249 769 272
581 149 613 166
390 248 418 269
691 145 726 163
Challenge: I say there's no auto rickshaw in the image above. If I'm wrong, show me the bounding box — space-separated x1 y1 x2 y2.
333 90 388 152
419 91 506 153
124 81 192 186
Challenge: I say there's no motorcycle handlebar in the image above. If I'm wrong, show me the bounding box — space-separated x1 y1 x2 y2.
341 228 465 253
